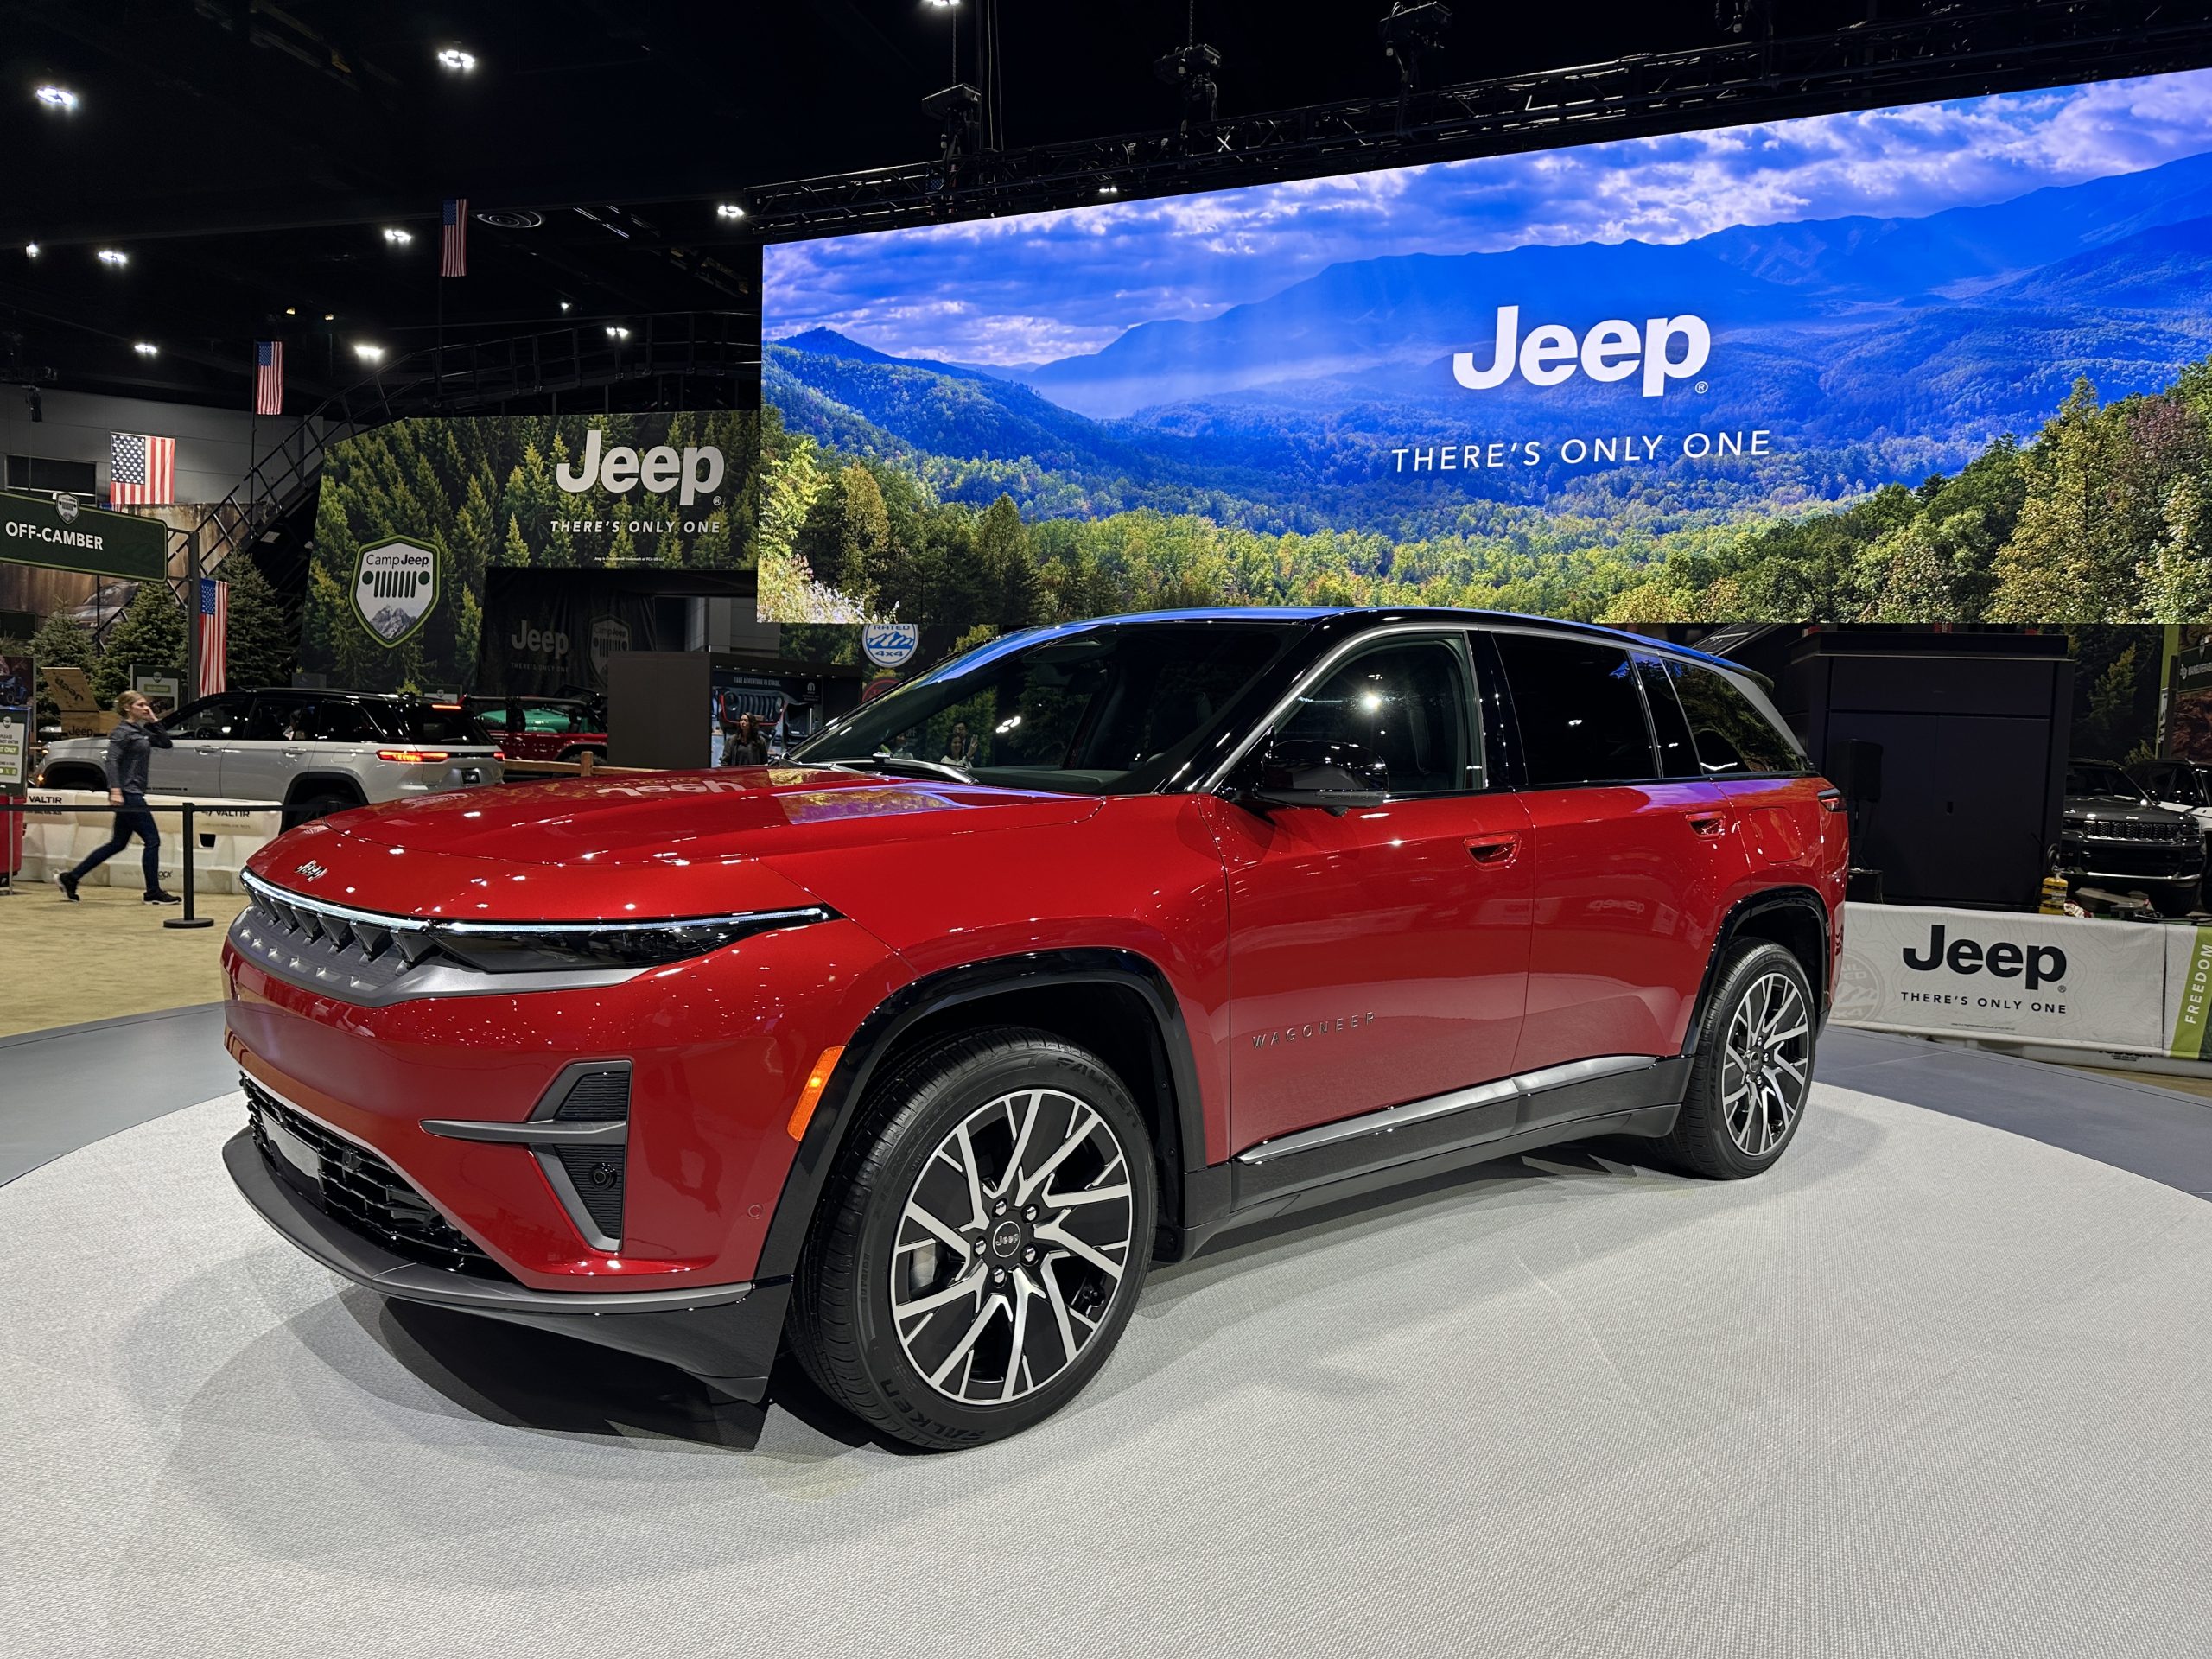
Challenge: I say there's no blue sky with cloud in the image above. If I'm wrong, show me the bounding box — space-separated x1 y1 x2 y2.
766 68 2212 367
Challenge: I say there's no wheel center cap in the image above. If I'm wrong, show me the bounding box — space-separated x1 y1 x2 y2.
988 1219 1024 1260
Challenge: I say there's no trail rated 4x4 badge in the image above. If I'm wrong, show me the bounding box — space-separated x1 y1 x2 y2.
351 537 439 649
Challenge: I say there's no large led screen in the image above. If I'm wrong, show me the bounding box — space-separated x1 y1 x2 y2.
760 69 2212 636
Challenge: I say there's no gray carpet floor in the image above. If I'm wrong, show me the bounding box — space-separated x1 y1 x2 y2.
5 1084 2210 1657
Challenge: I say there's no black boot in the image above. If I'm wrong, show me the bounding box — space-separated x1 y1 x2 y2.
58 872 79 901
143 889 181 905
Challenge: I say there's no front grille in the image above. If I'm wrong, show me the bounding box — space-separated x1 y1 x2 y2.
245 1078 511 1281
2074 817 2195 844
232 895 426 1000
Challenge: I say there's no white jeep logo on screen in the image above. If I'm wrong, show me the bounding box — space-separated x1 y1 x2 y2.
1452 307 1710 397
556 429 725 505
352 538 440 648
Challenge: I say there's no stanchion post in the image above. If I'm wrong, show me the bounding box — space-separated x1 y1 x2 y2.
164 801 214 930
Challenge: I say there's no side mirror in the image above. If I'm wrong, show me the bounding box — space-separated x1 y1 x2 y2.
1248 737 1389 816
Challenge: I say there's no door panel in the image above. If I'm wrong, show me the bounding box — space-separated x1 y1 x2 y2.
151 694 248 796
1217 630 1532 1154
1215 792 1533 1153
1511 782 1737 1084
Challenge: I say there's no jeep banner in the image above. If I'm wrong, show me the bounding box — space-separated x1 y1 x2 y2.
759 67 2212 646
1834 903 2212 1061
302 411 755 693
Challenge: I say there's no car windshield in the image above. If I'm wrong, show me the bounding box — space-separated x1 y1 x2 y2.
791 620 1306 795
2068 762 2145 799
378 703 498 746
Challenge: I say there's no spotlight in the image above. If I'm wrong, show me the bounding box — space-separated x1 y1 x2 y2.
382 226 414 245
715 201 747 220
923 1 959 8
23 242 38 257
283 307 296 315
96 247 126 267
437 48 476 72
559 300 572 312
1096 179 1121 198
353 342 385 362
322 312 334 321
605 326 632 340
35 85 78 111
132 341 157 357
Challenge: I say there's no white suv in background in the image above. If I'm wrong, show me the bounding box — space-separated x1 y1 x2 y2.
38 690 504 827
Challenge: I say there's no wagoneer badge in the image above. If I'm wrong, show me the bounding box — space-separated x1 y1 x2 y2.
294 860 328 881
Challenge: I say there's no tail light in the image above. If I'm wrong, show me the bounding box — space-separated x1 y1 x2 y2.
1817 788 1846 814
376 748 450 764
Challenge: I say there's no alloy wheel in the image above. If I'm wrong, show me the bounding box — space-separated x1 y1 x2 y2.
889 1087 1136 1406
1720 969 1811 1156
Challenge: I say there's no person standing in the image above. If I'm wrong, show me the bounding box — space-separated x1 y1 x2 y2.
721 710 770 767
58 691 180 905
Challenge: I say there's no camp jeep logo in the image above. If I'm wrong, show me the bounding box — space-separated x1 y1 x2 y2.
556 428 725 505
352 537 439 648
1902 924 2067 991
590 616 632 677
1453 307 1711 397
54 493 79 524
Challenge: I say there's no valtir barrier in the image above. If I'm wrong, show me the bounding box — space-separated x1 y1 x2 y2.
15 789 284 895
1835 901 2212 1063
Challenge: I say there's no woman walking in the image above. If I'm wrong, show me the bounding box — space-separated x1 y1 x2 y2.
58 691 180 905
721 709 770 767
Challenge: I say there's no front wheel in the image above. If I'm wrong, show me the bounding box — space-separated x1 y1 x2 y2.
1649 940 1816 1179
790 1027 1156 1449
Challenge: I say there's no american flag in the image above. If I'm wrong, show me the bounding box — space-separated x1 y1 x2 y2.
109 431 176 506
254 340 284 416
442 198 468 276
196 578 229 697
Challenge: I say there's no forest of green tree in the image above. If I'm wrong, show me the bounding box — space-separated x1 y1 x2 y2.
758 359 2212 647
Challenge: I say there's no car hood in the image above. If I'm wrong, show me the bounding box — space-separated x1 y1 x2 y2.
2064 793 2181 822
244 766 1102 922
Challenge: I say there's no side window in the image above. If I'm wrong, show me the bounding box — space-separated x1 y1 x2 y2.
162 694 251 739
1492 634 1656 787
304 701 376 742
1671 663 1809 777
1276 635 1479 797
1635 655 1700 779
243 698 305 740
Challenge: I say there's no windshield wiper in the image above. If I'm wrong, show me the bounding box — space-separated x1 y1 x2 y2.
815 753 977 785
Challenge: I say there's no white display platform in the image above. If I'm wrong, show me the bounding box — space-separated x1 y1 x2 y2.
16 788 282 893
4 1086 2209 1656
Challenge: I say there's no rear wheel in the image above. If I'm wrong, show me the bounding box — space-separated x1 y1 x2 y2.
1649 940 1815 1179
283 790 358 830
790 1027 1155 1449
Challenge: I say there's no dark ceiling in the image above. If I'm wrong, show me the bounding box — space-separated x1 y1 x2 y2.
3 0 2209 412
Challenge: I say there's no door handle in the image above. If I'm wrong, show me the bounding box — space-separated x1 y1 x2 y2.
1465 833 1520 865
1688 811 1726 838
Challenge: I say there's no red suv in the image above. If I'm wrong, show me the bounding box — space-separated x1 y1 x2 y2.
224 609 1846 1447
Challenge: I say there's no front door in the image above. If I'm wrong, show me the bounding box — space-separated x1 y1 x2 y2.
1214 632 1533 1155
151 694 249 797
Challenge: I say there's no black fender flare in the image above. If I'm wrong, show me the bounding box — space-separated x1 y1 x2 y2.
1680 886 1832 1058
753 946 1209 1282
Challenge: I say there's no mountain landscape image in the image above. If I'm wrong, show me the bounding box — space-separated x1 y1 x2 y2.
757 70 2212 634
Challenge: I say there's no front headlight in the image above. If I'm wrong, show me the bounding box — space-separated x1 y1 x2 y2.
407 906 837 975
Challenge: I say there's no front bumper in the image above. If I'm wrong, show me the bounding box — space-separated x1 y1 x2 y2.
226 1125 789 1398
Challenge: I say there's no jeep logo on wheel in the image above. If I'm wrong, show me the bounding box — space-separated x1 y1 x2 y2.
351 537 440 649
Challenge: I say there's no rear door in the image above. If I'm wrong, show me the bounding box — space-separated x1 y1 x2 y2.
1217 630 1533 1153
1488 632 1735 1087
151 694 248 796
220 696 311 803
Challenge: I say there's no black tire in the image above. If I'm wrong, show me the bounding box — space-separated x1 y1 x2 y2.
1648 940 1816 1180
2149 884 2202 918
789 1026 1157 1450
283 791 357 830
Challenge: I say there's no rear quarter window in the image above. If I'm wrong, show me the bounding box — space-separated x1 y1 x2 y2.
1666 660 1809 778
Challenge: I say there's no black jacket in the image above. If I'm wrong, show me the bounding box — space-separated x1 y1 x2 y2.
102 718 173 794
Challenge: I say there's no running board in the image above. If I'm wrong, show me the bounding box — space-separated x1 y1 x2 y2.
1236 1055 1661 1165
1224 1053 1691 1223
